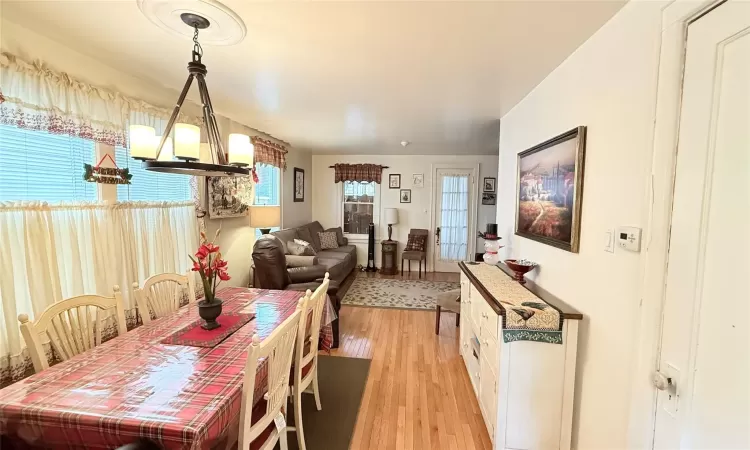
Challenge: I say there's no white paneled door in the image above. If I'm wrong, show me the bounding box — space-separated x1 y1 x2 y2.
653 2 749 448
432 166 478 272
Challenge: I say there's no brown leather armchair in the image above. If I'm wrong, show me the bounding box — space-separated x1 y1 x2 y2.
252 237 341 348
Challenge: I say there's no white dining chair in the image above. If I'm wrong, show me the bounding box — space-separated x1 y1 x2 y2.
236 295 306 450
18 286 128 373
290 273 330 450
133 272 196 325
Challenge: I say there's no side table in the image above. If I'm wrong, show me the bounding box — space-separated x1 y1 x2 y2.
381 240 398 275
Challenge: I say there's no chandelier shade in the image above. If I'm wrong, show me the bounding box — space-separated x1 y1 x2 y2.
228 133 253 166
129 125 157 160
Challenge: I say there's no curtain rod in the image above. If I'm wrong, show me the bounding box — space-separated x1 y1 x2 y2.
328 165 390 168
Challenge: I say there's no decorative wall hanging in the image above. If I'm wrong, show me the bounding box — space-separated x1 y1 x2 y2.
412 173 424 188
293 167 305 202
400 189 412 203
83 154 132 185
482 193 496 205
515 126 587 253
389 174 401 189
206 176 253 219
483 177 496 193
331 163 388 184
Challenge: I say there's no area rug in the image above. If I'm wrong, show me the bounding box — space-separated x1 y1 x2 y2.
341 274 460 310
277 356 371 450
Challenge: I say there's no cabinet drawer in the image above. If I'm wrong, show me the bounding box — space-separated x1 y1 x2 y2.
480 326 499 376
470 286 484 331
479 300 499 342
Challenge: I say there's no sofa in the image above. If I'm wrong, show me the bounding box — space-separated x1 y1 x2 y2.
267 221 357 283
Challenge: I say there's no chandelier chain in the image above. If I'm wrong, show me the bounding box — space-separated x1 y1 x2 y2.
192 25 203 58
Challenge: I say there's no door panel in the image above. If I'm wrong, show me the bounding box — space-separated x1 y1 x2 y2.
654 2 750 448
433 167 477 272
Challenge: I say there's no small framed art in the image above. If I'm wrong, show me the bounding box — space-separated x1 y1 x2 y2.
400 189 412 203
389 174 401 189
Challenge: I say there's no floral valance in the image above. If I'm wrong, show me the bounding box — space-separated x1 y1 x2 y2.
252 136 288 169
0 52 201 146
333 163 386 184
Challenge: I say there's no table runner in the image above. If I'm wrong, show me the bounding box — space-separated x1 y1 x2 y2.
464 263 563 344
0 287 334 449
160 312 255 348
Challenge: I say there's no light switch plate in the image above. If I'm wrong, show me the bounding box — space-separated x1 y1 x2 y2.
604 229 615 253
617 226 642 252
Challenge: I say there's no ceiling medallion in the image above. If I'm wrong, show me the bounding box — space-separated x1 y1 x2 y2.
131 11 251 177
137 0 247 46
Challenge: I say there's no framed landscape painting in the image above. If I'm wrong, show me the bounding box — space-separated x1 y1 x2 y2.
515 126 586 252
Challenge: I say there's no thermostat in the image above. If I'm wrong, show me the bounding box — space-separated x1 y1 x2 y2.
617 226 642 252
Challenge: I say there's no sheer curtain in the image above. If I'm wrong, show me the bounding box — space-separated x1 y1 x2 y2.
0 201 198 385
440 174 470 261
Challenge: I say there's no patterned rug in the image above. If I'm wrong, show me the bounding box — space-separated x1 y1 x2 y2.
341 274 460 310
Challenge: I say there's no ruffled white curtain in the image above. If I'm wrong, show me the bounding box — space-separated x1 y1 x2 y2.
0 52 201 146
439 174 470 261
0 201 198 386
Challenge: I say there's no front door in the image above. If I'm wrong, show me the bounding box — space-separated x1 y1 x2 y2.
653 2 749 448
433 167 477 272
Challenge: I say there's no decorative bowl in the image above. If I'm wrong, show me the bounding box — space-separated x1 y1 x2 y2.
504 259 536 284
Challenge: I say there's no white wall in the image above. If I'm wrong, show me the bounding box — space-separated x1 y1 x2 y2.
312 154 498 269
496 2 664 449
282 149 313 229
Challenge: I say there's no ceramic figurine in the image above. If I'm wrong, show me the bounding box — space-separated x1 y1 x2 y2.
478 224 503 265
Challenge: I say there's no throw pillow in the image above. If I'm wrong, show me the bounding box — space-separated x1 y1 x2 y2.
295 227 316 251
405 234 427 251
288 240 316 256
318 231 339 250
325 227 346 246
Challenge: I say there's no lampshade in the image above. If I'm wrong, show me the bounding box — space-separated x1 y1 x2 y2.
129 125 156 160
228 133 253 166
249 205 281 228
174 123 200 161
155 136 174 161
384 208 399 225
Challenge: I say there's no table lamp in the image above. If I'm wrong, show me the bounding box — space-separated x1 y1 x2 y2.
384 208 399 241
249 205 281 234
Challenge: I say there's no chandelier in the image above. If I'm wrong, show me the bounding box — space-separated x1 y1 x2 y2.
129 13 251 177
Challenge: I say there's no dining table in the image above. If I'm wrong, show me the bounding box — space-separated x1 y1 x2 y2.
0 287 334 450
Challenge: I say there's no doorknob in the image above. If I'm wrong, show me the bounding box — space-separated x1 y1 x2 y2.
436 227 441 246
653 372 673 391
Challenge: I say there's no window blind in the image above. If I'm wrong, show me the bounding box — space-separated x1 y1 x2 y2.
0 125 97 202
254 163 280 206
115 146 192 201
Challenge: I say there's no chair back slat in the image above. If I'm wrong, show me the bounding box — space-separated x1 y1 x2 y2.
238 296 305 450
19 286 127 373
134 272 196 325
303 274 330 367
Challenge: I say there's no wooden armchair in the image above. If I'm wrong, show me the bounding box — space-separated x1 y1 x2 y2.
401 229 428 278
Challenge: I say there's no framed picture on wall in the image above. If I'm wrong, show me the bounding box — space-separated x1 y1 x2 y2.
207 176 253 219
482 193 496 205
400 189 411 203
412 173 424 188
293 167 305 202
389 174 401 189
483 177 496 192
515 126 587 253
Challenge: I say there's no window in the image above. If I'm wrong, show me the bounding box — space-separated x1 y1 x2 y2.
342 181 375 235
254 163 280 206
115 146 192 201
253 163 281 238
0 125 97 202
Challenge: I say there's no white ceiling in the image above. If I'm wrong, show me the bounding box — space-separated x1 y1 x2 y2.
2 0 624 155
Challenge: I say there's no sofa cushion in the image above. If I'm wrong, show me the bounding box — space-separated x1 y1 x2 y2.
270 228 298 254
306 221 325 252
325 227 346 246
295 226 315 249
321 244 356 255
318 251 350 262
288 240 316 256
318 231 339 250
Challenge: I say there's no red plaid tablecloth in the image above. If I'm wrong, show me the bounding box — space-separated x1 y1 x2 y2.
0 287 333 449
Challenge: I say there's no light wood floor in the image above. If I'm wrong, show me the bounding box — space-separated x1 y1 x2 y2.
328 272 493 450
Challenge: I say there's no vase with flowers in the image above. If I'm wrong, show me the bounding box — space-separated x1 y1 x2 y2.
189 230 231 330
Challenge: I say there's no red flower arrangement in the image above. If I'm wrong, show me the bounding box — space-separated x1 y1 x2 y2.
189 230 230 303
